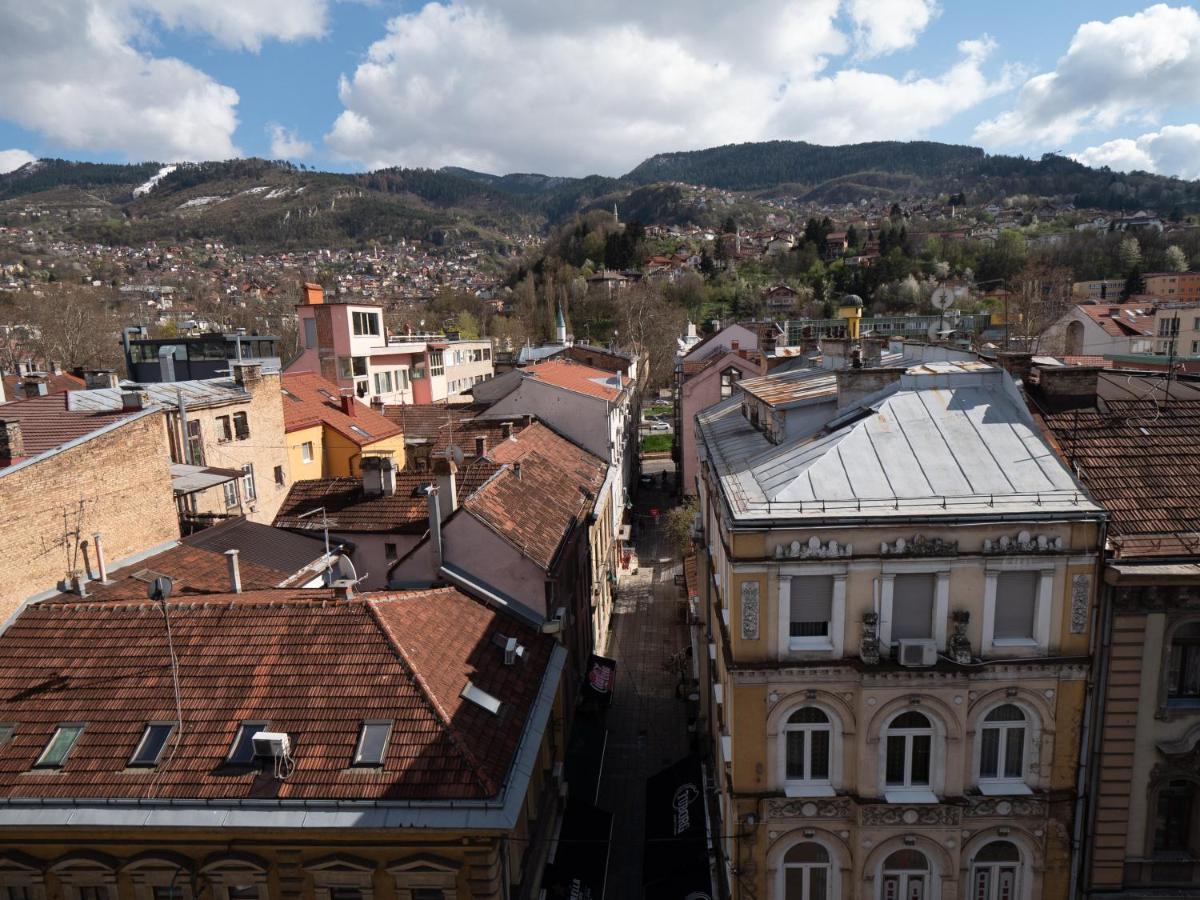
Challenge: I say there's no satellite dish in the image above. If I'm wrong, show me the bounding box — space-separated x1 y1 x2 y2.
446 444 465 466
335 555 358 583
148 576 173 602
931 285 957 311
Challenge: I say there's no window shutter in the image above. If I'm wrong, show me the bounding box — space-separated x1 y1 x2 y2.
790 576 833 631
892 574 935 640
994 572 1037 639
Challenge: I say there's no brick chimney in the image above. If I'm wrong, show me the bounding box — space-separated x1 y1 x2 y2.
994 351 1034 384
302 282 324 305
21 375 48 398
84 369 120 390
340 393 356 417
1028 365 1102 408
821 336 851 371
0 420 24 464
232 362 263 391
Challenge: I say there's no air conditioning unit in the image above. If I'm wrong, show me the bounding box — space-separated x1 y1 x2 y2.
897 639 937 668
251 731 291 758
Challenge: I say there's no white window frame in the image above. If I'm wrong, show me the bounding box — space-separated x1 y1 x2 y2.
778 565 847 658
223 479 239 509
778 841 832 900
878 565 951 652
241 464 256 503
778 704 838 798
301 442 314 464
968 840 1027 900
981 561 1055 653
973 702 1038 796
878 708 943 804
877 849 936 900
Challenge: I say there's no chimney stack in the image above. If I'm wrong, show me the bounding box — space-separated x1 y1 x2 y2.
513 461 522 480
426 486 443 567
435 457 458 518
820 337 851 371
92 532 108 583
361 454 397 497
302 282 325 305
0 420 25 463
475 435 486 457
225 549 243 594
862 336 885 368
994 351 1034 384
340 393 356 417
22 375 48 398
501 421 513 440
232 362 263 391
72 571 88 598
121 391 145 412
84 369 120 390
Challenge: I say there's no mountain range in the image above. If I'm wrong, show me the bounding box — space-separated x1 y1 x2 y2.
2 140 1197 250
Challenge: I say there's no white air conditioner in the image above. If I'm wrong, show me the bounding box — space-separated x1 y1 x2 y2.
251 731 291 758
897 639 937 668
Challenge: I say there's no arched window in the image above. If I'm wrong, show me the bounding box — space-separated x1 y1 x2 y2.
885 712 932 790
1153 780 1198 857
970 841 1021 900
783 843 829 900
979 705 1027 788
880 849 928 900
1167 623 1200 700
785 709 831 789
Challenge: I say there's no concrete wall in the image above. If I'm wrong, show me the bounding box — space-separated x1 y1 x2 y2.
0 411 179 617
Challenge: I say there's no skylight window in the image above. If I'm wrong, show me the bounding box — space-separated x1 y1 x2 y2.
226 721 269 764
0 724 14 746
460 681 502 715
35 724 84 768
353 721 393 766
349 425 372 438
129 722 176 766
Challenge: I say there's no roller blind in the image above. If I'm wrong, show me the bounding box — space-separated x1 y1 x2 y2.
790 576 834 636
892 573 935 640
995 571 1037 639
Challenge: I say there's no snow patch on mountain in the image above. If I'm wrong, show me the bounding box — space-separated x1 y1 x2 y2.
133 164 178 197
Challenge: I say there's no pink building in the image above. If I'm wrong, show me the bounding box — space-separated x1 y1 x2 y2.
287 283 494 405
677 346 765 495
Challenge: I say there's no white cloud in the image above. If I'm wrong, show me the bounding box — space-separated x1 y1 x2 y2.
0 0 329 162
974 4 1200 148
847 0 939 58
0 149 38 174
267 123 314 159
327 1 997 175
1072 124 1200 180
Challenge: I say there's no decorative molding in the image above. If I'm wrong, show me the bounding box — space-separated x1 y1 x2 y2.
965 796 1046 818
860 805 960 827
1114 585 1200 612
776 536 853 560
860 612 881 665
767 797 852 820
880 535 958 557
949 610 972 664
983 531 1064 555
741 581 760 640
1070 574 1090 634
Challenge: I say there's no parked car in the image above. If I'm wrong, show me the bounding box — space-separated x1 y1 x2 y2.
648 422 672 433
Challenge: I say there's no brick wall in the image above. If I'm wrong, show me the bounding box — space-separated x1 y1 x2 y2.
0 411 179 620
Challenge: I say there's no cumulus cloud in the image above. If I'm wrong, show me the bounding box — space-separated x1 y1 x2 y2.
0 149 38 174
327 0 999 175
1072 124 1200 180
267 123 314 160
0 0 328 161
847 0 939 58
974 4 1200 148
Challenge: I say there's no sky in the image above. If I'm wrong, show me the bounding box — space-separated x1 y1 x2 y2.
1 1 1200 180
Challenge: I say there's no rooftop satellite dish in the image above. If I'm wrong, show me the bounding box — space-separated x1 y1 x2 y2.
335 554 358 583
148 576 173 602
930 285 957 311
446 444 465 467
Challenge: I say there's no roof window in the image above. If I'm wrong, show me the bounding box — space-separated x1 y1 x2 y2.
35 724 85 768
226 721 269 764
129 722 176 767
352 721 392 766
0 724 14 746
460 681 502 715
349 425 372 438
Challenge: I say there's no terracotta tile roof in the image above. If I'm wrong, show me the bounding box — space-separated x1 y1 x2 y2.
378 402 486 442
521 359 625 402
465 423 607 570
273 460 500 533
1060 356 1115 368
281 372 402 446
2 371 85 399
0 586 555 801
0 393 144 465
1077 303 1156 338
1039 399 1200 555
183 516 330 574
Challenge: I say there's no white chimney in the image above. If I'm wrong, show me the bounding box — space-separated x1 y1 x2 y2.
426 486 443 567
92 532 108 583
225 549 242 593
435 458 458 518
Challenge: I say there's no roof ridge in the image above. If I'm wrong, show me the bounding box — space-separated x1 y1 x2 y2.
365 599 498 796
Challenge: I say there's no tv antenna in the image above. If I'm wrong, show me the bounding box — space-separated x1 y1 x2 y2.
147 575 184 799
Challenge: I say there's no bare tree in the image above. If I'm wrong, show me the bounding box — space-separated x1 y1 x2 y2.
1011 263 1073 353
618 284 687 390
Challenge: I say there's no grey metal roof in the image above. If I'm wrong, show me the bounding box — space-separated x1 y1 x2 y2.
67 378 249 412
699 363 1101 522
170 463 242 495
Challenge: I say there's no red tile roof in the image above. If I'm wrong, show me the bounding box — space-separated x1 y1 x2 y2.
1039 399 1200 556
2 371 85 400
379 401 487 441
465 423 607 570
1077 303 1156 338
273 460 500 533
0 393 145 464
281 372 402 446
521 359 625 402
0 587 556 801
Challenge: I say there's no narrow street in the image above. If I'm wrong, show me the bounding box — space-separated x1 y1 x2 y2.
596 466 692 897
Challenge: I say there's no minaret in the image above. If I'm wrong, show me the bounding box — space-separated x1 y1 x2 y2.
555 304 567 345
613 203 619 227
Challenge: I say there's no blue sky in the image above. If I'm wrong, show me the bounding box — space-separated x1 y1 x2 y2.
2 1 1199 179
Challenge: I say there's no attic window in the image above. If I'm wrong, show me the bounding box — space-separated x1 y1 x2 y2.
0 724 14 746
129 722 176 767
281 389 302 403
317 389 337 401
35 724 85 768
349 425 372 438
131 568 173 584
460 681 502 715
226 721 269 764
353 720 392 766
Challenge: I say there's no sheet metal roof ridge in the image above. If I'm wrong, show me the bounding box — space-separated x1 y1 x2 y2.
66 378 249 412
0 404 161 481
